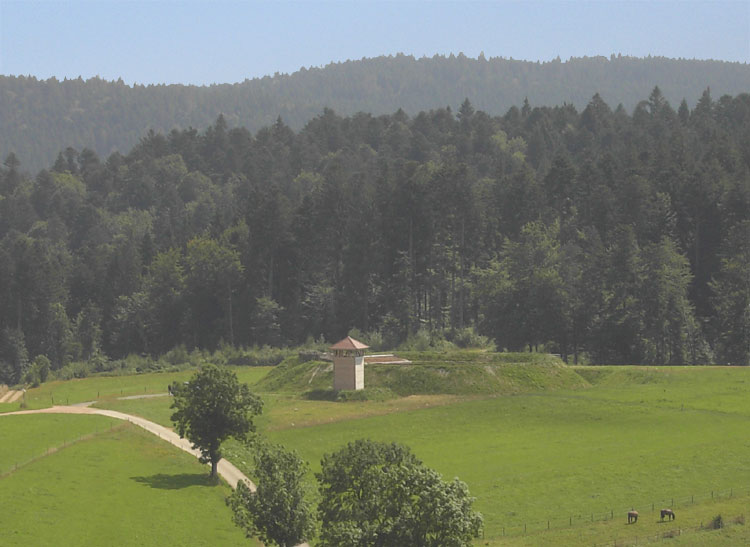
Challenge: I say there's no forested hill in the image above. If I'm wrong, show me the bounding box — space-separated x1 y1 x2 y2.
1 88 749 385
3 54 750 172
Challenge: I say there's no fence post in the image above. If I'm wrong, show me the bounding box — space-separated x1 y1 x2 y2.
570 516 572 526
548 520 550 530
524 523 526 534
691 495 694 504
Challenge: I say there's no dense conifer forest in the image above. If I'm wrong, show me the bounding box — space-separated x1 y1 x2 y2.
1 87 749 384
3 54 750 172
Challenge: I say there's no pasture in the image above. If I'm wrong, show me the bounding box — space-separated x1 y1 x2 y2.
0 415 253 546
264 374 750 541
0 366 272 412
5 360 750 545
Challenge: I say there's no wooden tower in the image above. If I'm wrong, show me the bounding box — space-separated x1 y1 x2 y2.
330 336 369 390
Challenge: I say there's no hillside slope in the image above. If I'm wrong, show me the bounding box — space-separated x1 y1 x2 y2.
3 54 749 171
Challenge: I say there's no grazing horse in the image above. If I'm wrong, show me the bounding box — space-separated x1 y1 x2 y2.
660 508 675 521
628 510 639 524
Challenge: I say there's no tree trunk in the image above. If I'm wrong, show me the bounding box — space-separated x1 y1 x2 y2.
211 457 218 477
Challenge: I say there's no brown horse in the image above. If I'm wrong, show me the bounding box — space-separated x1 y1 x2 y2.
628 510 639 524
660 508 675 521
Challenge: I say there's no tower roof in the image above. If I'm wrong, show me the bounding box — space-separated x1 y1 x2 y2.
329 336 369 350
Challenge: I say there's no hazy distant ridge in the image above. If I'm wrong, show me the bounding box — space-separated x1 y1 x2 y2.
2 54 749 171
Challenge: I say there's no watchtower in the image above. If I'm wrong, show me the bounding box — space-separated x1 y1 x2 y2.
330 336 369 390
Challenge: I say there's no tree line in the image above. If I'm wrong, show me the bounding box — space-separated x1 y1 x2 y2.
1 88 749 383
3 54 749 172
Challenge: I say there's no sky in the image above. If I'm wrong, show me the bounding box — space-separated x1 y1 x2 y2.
1 0 748 86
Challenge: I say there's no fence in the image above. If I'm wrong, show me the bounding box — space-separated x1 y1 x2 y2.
498 486 744 537
0 422 126 478
593 514 745 546
47 385 169 406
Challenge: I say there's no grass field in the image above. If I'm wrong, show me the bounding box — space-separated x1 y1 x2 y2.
0 416 254 546
0 414 115 475
0 366 273 412
6 359 750 545
263 383 750 540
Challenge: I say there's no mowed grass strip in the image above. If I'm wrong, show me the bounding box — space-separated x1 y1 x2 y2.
0 419 254 546
0 414 115 474
265 389 750 542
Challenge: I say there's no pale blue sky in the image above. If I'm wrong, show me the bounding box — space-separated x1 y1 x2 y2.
1 0 748 86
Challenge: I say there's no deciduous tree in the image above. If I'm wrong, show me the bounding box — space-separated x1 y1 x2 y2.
317 439 482 547
228 441 314 547
170 364 262 477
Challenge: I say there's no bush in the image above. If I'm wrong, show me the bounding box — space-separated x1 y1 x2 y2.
347 328 386 351
23 355 51 387
335 387 396 402
398 328 455 352
162 345 190 366
55 360 92 381
446 327 496 350
708 514 724 530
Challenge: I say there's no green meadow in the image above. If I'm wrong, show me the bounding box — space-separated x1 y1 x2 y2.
5 358 750 545
0 414 115 475
0 366 272 412
0 416 254 546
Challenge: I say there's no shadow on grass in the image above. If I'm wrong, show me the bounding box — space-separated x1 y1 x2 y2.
303 389 338 401
131 473 215 490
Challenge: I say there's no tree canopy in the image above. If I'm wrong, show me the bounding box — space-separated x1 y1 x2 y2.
1 89 750 381
170 364 263 477
228 441 315 547
316 439 482 547
2 56 750 172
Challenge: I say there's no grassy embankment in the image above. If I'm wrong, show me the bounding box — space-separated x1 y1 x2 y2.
0 414 254 546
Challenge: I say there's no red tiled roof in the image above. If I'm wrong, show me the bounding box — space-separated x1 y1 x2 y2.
329 336 369 350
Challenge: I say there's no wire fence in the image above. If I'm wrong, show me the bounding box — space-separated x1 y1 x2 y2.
497 486 744 537
593 514 745 546
0 422 126 478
